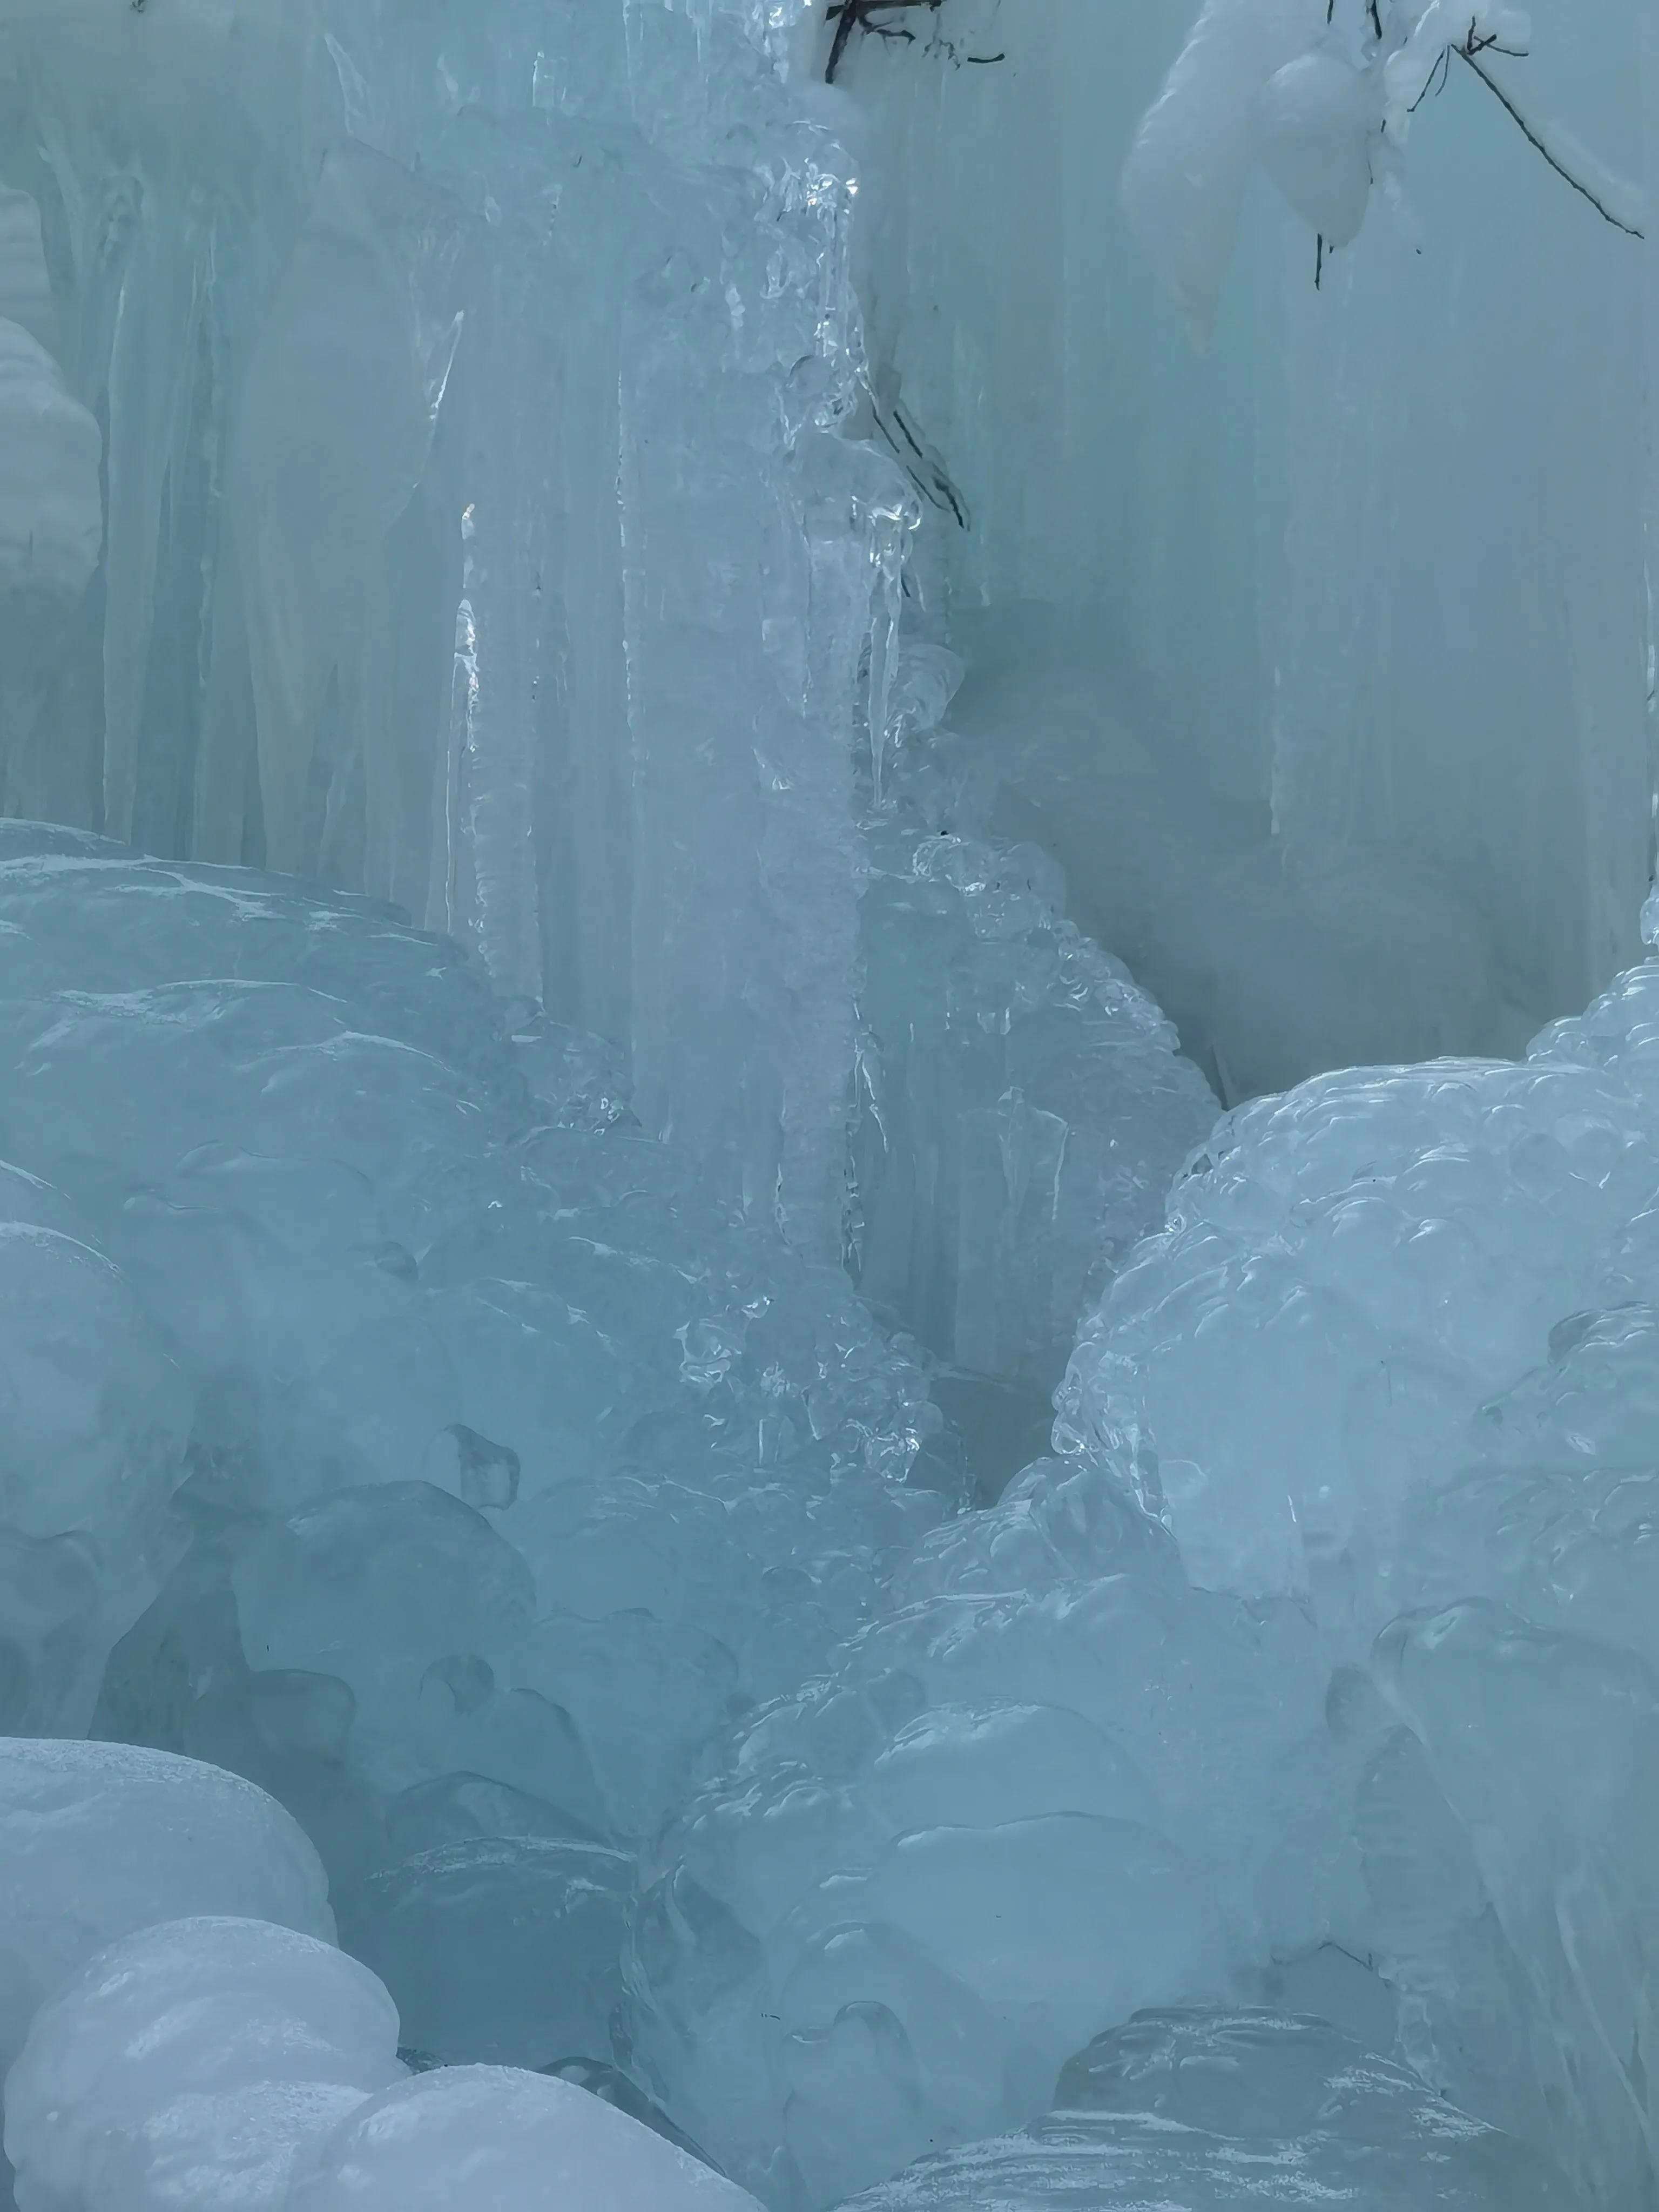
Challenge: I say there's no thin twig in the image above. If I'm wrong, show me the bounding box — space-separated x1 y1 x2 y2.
1458 45 1644 238
825 0 943 83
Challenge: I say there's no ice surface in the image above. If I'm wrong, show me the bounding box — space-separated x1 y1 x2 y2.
0 820 955 2081
284 2067 763 2211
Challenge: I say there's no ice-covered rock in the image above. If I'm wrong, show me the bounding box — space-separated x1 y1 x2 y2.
1064 957 1659 1624
341 1835 635 2071
0 822 961 2088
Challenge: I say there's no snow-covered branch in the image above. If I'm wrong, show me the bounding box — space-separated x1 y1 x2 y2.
1123 0 1644 343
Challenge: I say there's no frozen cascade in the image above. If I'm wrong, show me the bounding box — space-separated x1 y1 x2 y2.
0 0 1651 2208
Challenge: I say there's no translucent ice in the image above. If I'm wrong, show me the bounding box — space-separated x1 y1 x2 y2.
0 2 1653 2208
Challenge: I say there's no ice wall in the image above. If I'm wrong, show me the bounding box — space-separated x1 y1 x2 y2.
834 0 1656 1095
0 0 898 1256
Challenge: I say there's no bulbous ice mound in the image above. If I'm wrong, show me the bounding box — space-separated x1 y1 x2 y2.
832 2008 1585 2209
637 936 1659 2209
0 1744 332 2086
1064 956 1659 1626
285 2067 762 2211
4 1916 403 2212
1044 946 1659 2203
626 1461 1338 2207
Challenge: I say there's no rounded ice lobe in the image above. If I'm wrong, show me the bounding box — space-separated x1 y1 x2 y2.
0 320 101 596
0 1743 333 2082
1256 50 1378 247
4 1916 403 2212
285 2066 764 2210
1120 0 1328 343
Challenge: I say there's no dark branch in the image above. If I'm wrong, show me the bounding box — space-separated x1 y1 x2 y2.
1456 45 1644 238
825 0 945 83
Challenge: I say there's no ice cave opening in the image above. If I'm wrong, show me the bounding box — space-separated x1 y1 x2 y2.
0 0 1653 2207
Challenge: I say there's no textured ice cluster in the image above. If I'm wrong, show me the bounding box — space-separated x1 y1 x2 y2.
0 824 952 2089
1056 904 1659 2204
633 904 1659 2208
0 1746 765 2211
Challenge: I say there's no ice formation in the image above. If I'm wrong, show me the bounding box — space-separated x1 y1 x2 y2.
0 0 1652 2208
831 2008 1581 2208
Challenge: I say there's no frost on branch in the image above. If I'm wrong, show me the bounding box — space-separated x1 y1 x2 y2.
1123 0 1642 343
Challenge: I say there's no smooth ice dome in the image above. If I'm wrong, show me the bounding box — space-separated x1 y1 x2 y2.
0 1743 332 2082
284 2067 763 2211
5 1917 403 2212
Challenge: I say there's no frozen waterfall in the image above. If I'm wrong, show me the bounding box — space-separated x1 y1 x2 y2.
0 0 1651 2206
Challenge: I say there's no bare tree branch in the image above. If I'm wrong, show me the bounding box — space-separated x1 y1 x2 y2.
1456 44 1644 239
